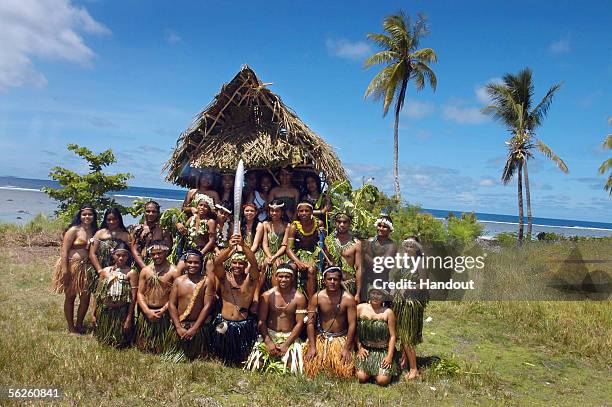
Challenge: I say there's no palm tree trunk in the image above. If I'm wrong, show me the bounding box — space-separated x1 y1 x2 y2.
524 160 532 240
517 162 524 244
393 110 400 201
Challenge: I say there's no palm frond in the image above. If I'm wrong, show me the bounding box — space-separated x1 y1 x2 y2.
383 62 407 115
501 154 520 184
366 33 396 52
410 48 437 64
605 175 612 195
410 60 437 91
530 83 562 130
536 140 568 173
364 64 395 102
384 13 410 50
363 50 400 68
603 135 612 150
599 158 612 174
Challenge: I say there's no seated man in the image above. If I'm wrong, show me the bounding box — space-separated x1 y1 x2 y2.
135 241 180 353
245 263 307 374
167 250 215 360
209 234 260 366
304 266 356 379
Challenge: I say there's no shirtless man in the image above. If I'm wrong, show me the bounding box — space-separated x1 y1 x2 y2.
286 201 322 298
135 241 180 353
325 212 363 302
209 235 260 365
245 263 307 374
362 214 397 301
304 266 356 379
131 201 173 271
269 167 300 220
168 250 215 360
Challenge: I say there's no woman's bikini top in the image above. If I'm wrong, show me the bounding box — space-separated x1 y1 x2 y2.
71 238 88 250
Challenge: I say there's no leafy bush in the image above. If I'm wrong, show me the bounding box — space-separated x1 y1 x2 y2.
447 212 484 249
495 232 517 247
43 144 133 222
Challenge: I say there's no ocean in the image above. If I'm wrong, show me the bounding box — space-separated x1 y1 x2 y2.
1 176 611 238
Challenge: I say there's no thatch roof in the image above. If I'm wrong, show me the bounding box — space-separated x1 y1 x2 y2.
164 65 348 187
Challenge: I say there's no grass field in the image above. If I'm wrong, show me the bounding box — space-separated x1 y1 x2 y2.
0 225 610 406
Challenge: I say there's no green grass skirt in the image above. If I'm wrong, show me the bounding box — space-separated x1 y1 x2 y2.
135 311 174 354
94 304 133 348
163 321 212 362
355 345 401 377
392 299 426 347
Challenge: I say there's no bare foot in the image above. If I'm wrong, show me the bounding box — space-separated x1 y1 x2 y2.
404 368 419 381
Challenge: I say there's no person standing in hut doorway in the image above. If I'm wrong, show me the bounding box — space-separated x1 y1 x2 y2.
286 201 323 298
269 167 300 221
182 170 220 217
249 173 274 222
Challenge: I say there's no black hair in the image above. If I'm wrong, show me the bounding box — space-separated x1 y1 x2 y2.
323 266 343 280
240 204 260 239
144 200 161 211
268 198 290 223
301 173 322 197
277 262 295 272
69 204 98 233
182 249 204 274
100 207 128 232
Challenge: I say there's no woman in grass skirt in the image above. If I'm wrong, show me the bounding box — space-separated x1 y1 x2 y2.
355 288 400 386
91 242 138 347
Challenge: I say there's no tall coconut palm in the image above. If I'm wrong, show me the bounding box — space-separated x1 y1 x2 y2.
600 117 612 194
484 68 568 242
364 12 437 201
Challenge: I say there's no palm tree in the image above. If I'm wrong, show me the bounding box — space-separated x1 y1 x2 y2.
364 12 437 201
599 117 612 194
484 68 568 243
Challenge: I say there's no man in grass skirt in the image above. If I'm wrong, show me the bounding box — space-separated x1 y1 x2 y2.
135 241 181 353
245 263 308 373
304 266 356 379
167 250 215 361
209 234 260 366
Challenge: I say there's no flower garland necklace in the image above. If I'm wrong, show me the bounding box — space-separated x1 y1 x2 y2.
293 219 317 237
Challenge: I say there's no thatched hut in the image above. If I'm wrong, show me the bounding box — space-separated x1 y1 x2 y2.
164 65 348 188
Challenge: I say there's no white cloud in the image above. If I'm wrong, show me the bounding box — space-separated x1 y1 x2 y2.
0 0 110 90
479 177 497 186
549 39 570 54
164 29 182 44
326 38 372 60
475 77 502 105
442 99 488 124
403 99 434 119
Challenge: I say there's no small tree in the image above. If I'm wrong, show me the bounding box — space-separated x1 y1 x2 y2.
43 144 133 222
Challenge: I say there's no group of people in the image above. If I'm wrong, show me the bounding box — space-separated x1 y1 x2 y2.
51 167 427 384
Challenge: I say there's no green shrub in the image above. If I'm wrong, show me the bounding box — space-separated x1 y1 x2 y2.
495 232 517 247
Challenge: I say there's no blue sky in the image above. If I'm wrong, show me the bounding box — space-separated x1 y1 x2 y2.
0 0 610 222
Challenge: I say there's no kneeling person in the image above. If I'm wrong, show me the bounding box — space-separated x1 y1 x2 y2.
92 242 138 347
168 250 215 360
210 234 260 366
135 241 180 353
245 263 307 373
355 288 400 386
304 266 356 379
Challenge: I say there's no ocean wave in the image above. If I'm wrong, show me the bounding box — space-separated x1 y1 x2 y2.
479 220 612 232
112 194 183 202
0 186 43 192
